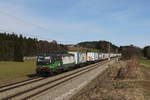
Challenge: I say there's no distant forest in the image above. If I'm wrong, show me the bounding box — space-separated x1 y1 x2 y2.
0 33 149 61
0 33 67 61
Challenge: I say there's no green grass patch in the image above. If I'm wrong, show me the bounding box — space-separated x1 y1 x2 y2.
140 59 150 66
140 65 150 100
0 60 36 80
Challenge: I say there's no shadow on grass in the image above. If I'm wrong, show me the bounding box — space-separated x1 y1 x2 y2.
26 73 39 78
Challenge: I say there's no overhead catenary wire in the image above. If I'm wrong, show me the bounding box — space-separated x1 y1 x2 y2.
0 10 75 43
0 10 53 34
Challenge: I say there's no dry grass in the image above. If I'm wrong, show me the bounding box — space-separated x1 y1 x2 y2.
71 59 146 100
116 58 143 80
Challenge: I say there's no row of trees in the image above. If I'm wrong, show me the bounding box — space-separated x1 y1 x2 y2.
0 33 67 61
119 45 150 60
119 45 142 60
0 33 149 61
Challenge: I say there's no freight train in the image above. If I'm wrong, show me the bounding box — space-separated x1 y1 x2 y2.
36 52 121 75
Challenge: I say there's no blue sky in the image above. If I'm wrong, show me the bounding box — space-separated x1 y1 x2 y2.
0 0 149 47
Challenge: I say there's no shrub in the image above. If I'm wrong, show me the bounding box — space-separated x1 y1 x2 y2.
143 46 150 59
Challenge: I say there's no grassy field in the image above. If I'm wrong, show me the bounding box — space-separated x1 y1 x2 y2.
140 59 150 66
0 60 36 85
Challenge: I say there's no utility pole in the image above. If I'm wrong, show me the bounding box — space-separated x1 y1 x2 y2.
108 43 111 60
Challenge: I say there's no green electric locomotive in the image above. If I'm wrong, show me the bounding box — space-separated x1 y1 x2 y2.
36 54 76 75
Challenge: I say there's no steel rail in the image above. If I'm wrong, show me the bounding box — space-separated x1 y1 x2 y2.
2 60 109 100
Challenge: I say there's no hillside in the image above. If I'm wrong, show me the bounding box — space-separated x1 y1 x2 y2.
77 41 119 53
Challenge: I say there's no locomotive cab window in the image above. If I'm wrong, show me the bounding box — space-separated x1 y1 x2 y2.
37 56 51 65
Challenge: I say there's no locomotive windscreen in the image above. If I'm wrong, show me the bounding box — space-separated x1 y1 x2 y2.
37 56 51 65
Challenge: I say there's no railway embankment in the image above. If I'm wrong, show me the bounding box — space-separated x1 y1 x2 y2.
71 59 150 100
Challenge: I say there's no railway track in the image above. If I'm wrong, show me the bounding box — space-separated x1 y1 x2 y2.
0 60 109 100
0 77 38 89
0 77 46 92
